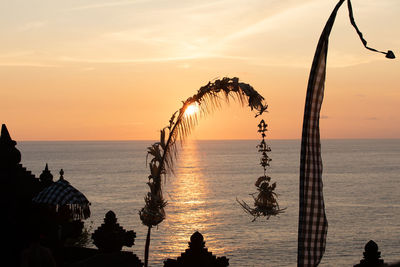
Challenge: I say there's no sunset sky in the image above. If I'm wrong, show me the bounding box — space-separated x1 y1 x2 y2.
1 0 399 140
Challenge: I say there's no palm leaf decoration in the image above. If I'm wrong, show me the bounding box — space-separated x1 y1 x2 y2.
139 77 268 266
237 119 285 222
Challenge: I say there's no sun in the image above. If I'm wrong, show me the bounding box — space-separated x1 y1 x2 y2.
184 103 199 117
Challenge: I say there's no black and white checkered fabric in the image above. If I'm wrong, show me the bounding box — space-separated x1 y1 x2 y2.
298 1 345 266
298 0 394 265
33 179 89 206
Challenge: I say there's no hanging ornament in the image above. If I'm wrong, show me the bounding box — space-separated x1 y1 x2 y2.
237 120 285 221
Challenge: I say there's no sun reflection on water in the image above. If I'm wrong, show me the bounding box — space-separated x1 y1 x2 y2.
161 140 227 260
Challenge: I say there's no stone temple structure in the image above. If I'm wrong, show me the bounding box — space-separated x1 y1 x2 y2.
0 124 143 267
0 124 86 266
92 210 136 253
70 210 143 267
0 124 50 266
354 240 388 267
164 231 229 267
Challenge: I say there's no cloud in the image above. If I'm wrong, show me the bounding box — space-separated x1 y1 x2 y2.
0 62 58 68
0 51 35 58
70 0 235 12
19 21 47 31
0 51 58 68
327 52 382 68
218 0 318 43
58 54 250 64
178 63 191 69
68 0 148 11
97 0 319 66
10 0 385 70
80 67 95 72
365 117 378 120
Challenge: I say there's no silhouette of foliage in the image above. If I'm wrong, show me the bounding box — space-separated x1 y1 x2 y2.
237 119 285 221
139 77 268 267
139 77 268 227
65 221 93 248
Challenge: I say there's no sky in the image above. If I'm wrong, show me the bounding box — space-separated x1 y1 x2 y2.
1 0 399 140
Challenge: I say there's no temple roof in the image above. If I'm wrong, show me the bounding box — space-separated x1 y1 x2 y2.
0 124 21 167
1 124 15 144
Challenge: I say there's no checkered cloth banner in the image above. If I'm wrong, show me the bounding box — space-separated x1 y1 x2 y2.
297 1 345 266
298 1 394 266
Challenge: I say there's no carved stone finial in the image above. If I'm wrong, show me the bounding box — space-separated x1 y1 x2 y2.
189 231 205 250
164 231 229 267
92 210 136 252
105 210 117 224
364 240 380 260
59 169 64 180
39 163 54 185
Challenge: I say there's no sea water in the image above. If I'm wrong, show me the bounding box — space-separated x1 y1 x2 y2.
18 139 400 266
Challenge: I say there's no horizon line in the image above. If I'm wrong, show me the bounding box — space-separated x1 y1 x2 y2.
17 137 400 142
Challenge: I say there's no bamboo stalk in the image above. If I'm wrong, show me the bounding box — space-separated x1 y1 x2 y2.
144 226 152 267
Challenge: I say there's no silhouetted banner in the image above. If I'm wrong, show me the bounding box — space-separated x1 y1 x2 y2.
298 0 394 266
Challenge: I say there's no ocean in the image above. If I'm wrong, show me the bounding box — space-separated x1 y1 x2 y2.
18 139 400 266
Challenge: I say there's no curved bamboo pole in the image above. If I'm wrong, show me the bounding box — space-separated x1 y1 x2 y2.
139 77 268 266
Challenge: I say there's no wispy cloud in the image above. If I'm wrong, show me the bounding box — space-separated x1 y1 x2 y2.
0 62 58 68
0 51 58 67
211 0 317 43
68 0 149 11
18 21 47 31
80 67 96 72
96 0 330 68
58 54 250 64
70 0 233 12
0 51 35 58
326 52 382 68
6 0 386 70
365 117 378 120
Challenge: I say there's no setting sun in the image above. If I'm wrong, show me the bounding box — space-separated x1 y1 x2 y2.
184 103 199 117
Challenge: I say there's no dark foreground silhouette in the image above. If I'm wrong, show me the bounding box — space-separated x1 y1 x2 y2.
164 231 229 267
2 124 398 266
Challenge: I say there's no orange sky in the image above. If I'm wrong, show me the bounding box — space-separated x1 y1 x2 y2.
1 0 399 140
